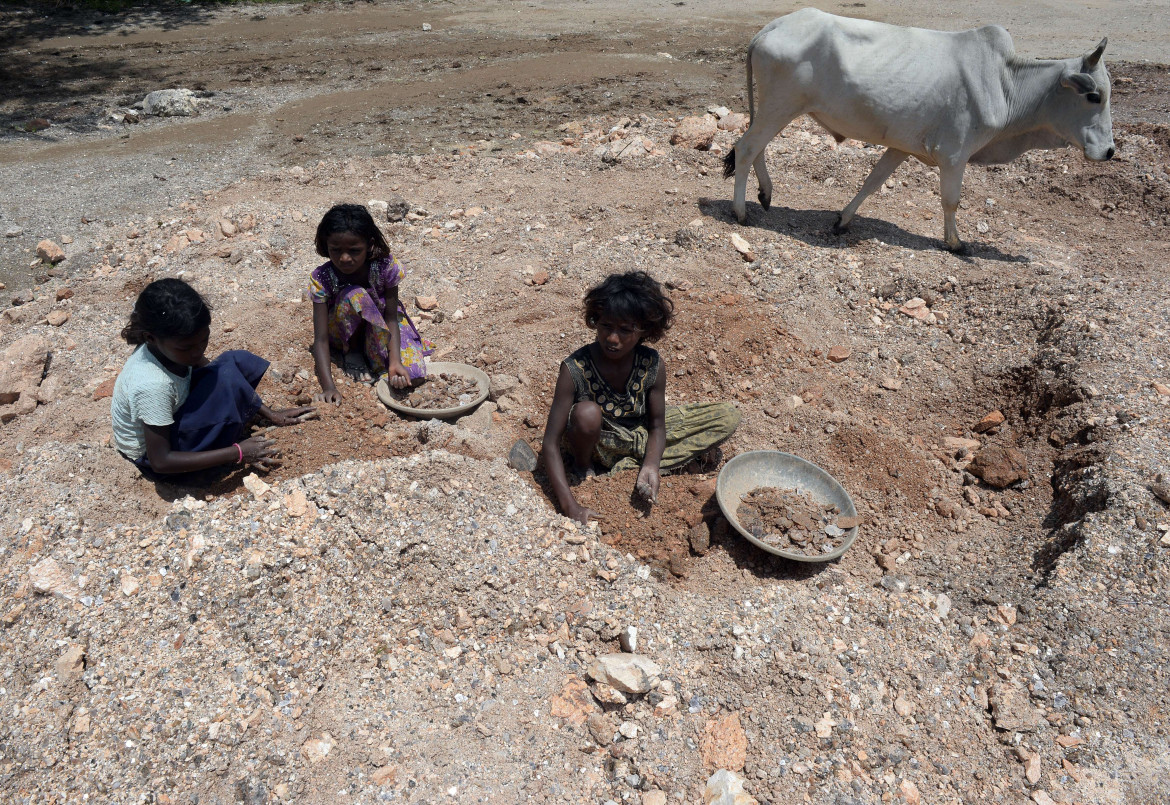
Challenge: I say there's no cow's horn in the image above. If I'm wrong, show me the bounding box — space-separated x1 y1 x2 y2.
1086 37 1107 68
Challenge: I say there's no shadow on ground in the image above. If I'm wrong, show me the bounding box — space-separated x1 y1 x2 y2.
1 0 220 44
698 198 1032 263
0 1 222 131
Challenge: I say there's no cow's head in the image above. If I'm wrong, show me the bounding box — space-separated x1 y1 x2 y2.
1058 38 1115 161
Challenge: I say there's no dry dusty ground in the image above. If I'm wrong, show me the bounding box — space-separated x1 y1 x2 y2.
1 2 1169 804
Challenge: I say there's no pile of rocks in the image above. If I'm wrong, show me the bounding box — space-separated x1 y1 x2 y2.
0 334 52 422
3 441 1116 803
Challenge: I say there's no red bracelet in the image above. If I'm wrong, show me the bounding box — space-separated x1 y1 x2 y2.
234 443 243 463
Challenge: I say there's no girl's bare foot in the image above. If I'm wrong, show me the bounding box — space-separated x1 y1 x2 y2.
342 351 373 383
683 446 724 474
696 446 723 472
570 463 597 481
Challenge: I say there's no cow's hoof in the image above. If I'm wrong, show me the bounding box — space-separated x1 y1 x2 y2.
831 215 850 235
944 240 970 255
757 191 771 211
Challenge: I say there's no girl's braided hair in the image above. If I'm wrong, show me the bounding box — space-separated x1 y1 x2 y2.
583 271 674 342
120 278 212 345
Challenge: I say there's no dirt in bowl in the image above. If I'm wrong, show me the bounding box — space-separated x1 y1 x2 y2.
735 486 860 556
389 372 483 411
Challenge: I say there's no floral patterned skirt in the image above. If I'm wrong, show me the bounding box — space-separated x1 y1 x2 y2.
327 286 434 379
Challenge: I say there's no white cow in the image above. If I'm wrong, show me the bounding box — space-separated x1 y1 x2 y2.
723 9 1115 252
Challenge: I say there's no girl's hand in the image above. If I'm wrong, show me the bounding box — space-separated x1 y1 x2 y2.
314 388 343 405
239 436 281 470
565 501 603 525
266 406 319 426
635 466 660 504
386 362 412 390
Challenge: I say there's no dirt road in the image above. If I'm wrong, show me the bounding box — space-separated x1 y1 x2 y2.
3 0 1168 290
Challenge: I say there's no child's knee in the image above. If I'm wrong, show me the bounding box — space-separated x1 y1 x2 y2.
569 401 602 435
218 349 261 364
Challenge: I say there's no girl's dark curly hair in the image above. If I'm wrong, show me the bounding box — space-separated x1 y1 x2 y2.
120 278 212 345
583 271 674 343
314 203 391 262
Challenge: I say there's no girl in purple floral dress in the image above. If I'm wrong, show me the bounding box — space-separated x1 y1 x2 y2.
309 204 433 404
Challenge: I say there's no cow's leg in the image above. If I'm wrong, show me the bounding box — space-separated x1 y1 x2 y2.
729 105 801 224
834 148 909 234
938 162 967 252
753 151 773 212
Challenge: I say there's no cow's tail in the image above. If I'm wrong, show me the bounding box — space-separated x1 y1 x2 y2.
722 39 755 179
722 145 736 178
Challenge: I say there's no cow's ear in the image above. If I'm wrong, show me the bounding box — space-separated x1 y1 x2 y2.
1061 72 1097 95
1085 37 1107 69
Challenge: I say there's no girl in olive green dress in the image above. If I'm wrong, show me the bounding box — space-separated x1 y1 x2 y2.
541 271 741 524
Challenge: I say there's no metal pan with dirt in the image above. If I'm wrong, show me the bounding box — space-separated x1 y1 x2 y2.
716 451 861 562
375 362 490 419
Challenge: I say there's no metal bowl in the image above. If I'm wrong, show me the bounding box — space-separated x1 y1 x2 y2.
375 361 490 419
715 450 860 562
